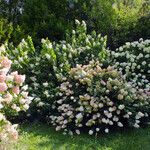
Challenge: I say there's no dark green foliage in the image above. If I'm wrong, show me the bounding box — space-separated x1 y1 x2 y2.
0 0 149 48
84 0 150 49
0 0 23 23
133 15 150 41
21 0 72 44
0 18 26 45
0 18 13 45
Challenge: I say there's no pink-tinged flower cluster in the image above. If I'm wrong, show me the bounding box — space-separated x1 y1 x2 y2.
0 56 32 145
0 57 12 68
0 113 18 148
14 74 25 85
50 60 150 135
12 86 20 95
0 82 7 92
0 74 6 82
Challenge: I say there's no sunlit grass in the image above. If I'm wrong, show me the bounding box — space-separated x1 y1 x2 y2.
13 123 150 150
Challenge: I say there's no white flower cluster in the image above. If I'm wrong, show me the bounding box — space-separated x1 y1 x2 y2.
50 60 150 135
110 39 150 90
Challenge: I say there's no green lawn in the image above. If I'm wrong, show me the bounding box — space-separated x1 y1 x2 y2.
13 123 150 150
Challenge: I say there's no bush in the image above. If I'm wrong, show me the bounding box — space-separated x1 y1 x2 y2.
85 0 150 49
41 20 108 78
0 49 32 146
109 0 149 49
133 14 150 41
110 39 150 90
4 20 108 120
50 60 150 135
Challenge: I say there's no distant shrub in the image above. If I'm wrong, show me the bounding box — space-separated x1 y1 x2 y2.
21 0 72 44
0 18 26 46
1 0 149 48
68 0 150 49
133 15 150 41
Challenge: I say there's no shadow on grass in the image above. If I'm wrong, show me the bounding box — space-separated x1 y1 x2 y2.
15 122 150 150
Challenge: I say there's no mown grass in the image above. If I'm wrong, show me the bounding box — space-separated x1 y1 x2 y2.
13 123 150 150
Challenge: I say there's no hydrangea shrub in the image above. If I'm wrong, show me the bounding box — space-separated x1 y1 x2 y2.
110 39 150 90
41 20 108 80
50 60 150 135
32 20 108 118
0 53 31 146
0 56 31 117
3 20 109 120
